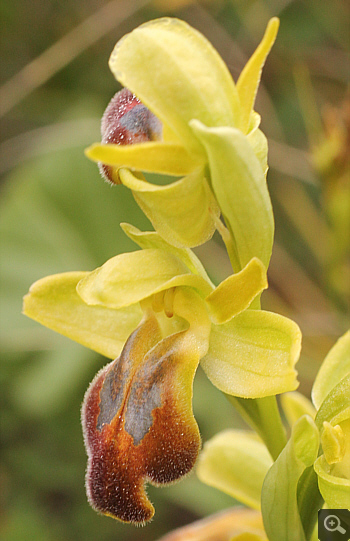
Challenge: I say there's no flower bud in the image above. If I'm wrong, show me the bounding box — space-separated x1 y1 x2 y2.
99 88 162 183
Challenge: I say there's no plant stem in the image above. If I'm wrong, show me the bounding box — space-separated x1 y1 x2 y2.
227 394 287 460
257 396 287 460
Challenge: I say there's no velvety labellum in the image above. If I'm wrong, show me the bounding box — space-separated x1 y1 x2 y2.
82 313 201 524
99 88 162 183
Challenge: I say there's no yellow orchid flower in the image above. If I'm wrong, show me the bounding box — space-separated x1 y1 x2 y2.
23 226 300 524
312 331 350 509
86 17 279 270
281 331 350 510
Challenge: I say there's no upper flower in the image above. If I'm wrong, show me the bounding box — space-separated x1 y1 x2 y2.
86 17 279 271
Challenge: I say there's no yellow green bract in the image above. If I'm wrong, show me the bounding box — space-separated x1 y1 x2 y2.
261 415 319 541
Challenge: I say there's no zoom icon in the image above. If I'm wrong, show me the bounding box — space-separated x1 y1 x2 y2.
318 509 350 540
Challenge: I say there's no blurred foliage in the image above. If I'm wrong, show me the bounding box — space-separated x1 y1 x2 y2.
0 0 349 540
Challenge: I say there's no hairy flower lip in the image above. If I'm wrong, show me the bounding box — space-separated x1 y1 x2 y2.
81 289 210 524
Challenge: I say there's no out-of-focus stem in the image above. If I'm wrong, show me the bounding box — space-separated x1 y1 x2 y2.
227 395 287 461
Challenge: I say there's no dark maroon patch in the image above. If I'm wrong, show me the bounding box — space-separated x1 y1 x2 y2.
98 88 162 183
81 315 201 524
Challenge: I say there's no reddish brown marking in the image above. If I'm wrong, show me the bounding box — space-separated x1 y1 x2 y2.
81 322 201 525
98 88 162 183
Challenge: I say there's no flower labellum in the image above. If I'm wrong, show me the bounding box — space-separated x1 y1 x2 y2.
99 88 162 183
81 292 207 524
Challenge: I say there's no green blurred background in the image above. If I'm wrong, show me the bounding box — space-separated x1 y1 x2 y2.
1 0 349 539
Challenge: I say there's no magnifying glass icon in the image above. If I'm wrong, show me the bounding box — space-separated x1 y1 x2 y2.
324 514 346 534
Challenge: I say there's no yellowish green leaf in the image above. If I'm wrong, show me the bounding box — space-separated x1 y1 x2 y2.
109 18 241 154
312 330 350 410
77 249 212 309
201 310 300 398
205 257 267 324
237 18 279 134
262 415 319 541
197 429 272 510
22 272 142 359
190 122 274 271
119 167 220 248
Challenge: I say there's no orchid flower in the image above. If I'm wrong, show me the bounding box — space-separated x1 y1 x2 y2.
23 224 300 524
311 330 350 508
86 17 279 272
21 15 307 528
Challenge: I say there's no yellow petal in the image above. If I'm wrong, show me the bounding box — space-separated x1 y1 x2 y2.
312 330 350 410
247 117 268 176
280 391 317 427
109 18 241 154
77 249 212 309
314 454 350 508
237 18 279 134
232 535 266 541
201 310 301 398
197 430 272 510
119 167 220 248
321 422 346 464
315 374 350 430
22 272 142 359
147 508 265 541
85 141 199 177
206 257 267 324
120 223 213 284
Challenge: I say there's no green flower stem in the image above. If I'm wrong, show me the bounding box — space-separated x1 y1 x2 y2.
226 395 287 461
257 396 288 459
